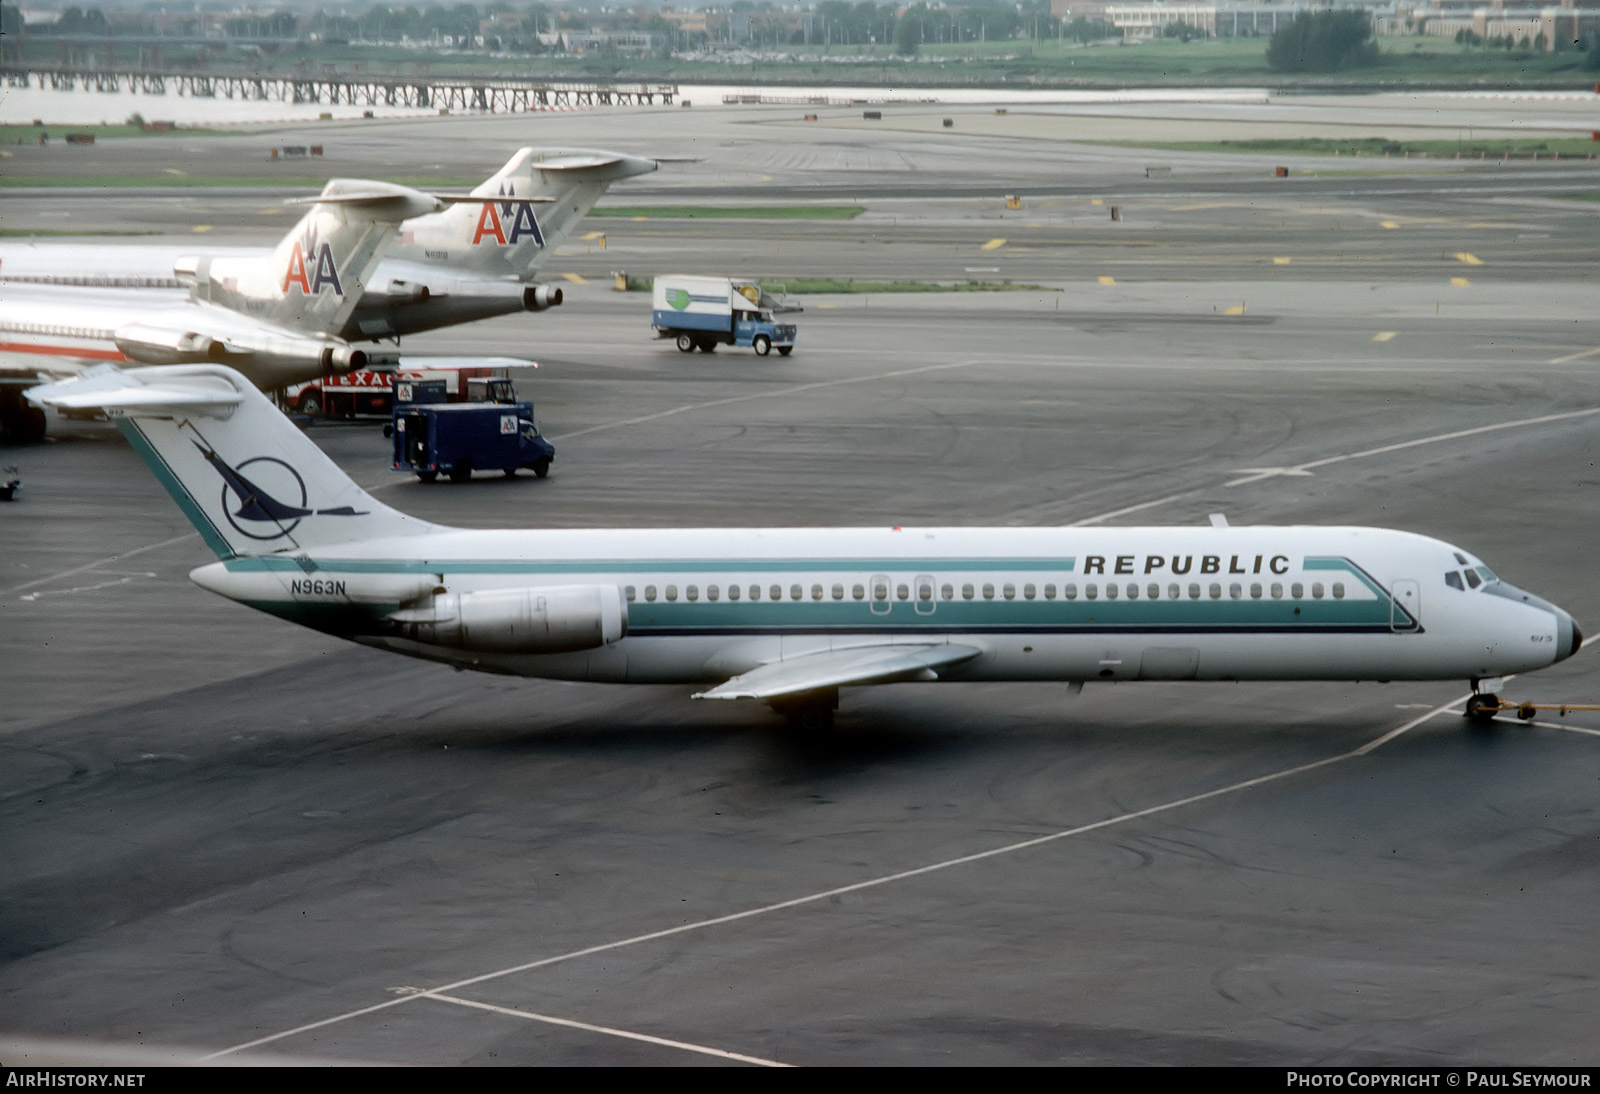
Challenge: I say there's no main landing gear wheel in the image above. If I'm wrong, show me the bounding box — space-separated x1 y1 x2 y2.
753 335 772 357
1464 694 1502 722
676 333 695 353
771 689 838 732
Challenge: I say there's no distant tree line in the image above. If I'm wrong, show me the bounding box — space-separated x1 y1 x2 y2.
1266 11 1379 73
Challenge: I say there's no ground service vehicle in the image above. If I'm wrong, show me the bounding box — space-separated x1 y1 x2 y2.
288 360 525 418
652 275 798 357
393 398 554 482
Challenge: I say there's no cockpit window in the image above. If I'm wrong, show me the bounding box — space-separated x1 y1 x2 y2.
1453 552 1469 565
1464 569 1482 589
1445 572 1464 591
1475 565 1496 584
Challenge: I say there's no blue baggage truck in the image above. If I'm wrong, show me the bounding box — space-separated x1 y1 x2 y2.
392 398 555 482
652 275 798 356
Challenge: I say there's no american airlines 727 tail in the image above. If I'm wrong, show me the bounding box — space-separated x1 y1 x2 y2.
29 363 1582 728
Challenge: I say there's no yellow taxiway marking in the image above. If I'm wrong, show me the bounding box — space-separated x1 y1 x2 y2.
580 231 604 240
1549 346 1600 365
191 225 211 233
981 238 1007 251
256 208 282 215
1380 220 1400 230
1272 257 1291 265
1373 331 1397 343
1453 252 1484 266
561 272 587 284
631 216 648 222
1169 202 1242 211
1097 276 1116 285
1090 198 1104 206
164 168 186 177
816 303 836 309
1450 277 1471 287
1223 304 1247 315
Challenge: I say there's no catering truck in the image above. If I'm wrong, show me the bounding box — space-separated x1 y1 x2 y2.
651 275 798 356
392 395 555 482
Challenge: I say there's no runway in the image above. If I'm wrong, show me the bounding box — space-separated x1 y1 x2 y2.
2 94 1599 1066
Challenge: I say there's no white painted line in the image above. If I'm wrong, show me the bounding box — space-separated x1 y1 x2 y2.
1526 720 1600 738
2 533 196 597
418 991 792 1067
204 697 1459 1060
1547 346 1600 365
1223 407 1600 488
18 572 156 602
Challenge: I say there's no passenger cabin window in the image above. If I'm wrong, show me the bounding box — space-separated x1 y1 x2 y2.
1105 583 1118 600
1445 571 1464 591
1044 584 1056 600
873 581 889 601
625 585 636 602
1291 583 1304 599
1229 583 1241 599
833 584 845 601
811 584 824 601
1311 583 1324 599
1147 583 1160 600
707 585 719 601
750 585 762 601
1003 583 1016 600
983 584 995 600
1188 584 1201 600
1167 583 1180 600
665 585 678 601
1271 583 1283 599
1064 583 1078 600
917 581 933 602
1208 583 1222 600
729 585 741 601
941 584 954 601
644 585 657 602
896 584 909 601
770 584 782 601
790 584 803 601
1023 584 1036 600
1332 582 1345 599
1086 584 1098 600
963 584 975 600
1250 583 1262 599
853 584 865 600
686 585 699 601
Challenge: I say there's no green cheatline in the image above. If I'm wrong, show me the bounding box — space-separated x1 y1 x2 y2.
0 175 485 189
1086 136 1600 159
621 276 1055 294
1563 194 1600 203
590 205 865 220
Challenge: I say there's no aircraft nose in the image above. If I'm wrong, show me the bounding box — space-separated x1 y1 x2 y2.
1558 613 1583 662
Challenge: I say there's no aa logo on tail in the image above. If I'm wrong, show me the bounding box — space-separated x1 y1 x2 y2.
282 240 344 296
470 184 546 248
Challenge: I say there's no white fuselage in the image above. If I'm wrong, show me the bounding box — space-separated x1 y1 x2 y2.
192 524 1580 687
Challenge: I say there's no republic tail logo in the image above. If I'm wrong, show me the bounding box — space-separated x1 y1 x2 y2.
470 183 546 248
281 226 344 297
194 440 365 541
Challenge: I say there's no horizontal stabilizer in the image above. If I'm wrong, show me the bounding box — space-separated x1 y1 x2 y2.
285 179 443 217
397 356 539 372
26 364 242 418
694 643 981 701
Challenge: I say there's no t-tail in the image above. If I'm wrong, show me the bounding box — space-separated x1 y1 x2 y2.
389 148 659 281
181 179 442 337
27 364 433 561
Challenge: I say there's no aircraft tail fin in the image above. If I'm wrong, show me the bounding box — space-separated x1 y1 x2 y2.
27 364 434 560
390 147 659 281
185 179 441 337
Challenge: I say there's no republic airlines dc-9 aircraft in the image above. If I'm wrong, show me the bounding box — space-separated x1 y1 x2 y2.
29 365 1583 728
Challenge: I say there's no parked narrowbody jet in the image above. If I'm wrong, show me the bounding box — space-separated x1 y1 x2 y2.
28 364 1582 727
0 149 658 441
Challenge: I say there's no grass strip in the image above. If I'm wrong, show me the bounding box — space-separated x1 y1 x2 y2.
1089 136 1600 159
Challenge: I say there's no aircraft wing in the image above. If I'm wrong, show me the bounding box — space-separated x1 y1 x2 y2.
26 363 242 417
693 643 981 701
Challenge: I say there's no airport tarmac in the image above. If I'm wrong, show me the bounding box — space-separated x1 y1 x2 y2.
2 99 1599 1066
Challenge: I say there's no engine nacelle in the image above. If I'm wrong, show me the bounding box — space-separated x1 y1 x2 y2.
114 323 226 365
523 284 563 312
389 584 626 654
